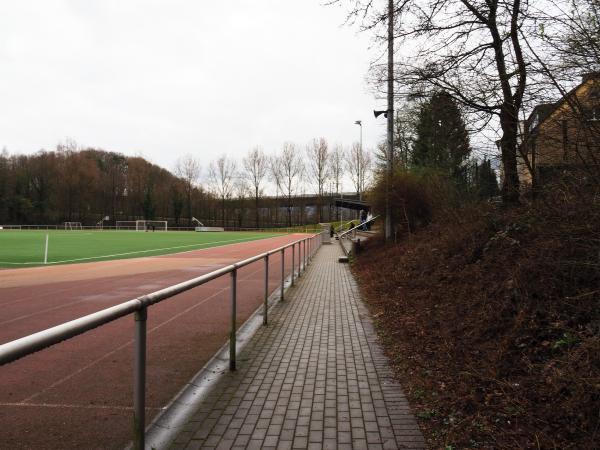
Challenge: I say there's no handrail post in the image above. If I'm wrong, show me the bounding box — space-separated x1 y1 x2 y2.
291 244 295 286
298 241 302 277
280 249 285 302
230 268 237 371
302 239 305 272
263 254 269 326
304 239 307 269
133 306 147 450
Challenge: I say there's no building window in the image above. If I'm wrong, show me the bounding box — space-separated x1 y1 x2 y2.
529 113 539 132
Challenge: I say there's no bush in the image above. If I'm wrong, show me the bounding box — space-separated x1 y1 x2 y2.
368 167 465 236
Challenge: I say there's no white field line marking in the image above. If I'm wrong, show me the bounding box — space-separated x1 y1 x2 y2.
0 234 280 266
19 260 275 405
0 235 287 307
0 402 161 411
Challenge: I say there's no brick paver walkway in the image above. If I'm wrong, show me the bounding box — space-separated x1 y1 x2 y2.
169 243 425 450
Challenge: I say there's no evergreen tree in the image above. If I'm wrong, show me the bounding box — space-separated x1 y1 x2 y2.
411 91 471 185
474 158 499 199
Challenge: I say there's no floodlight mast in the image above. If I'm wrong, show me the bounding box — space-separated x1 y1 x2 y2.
385 0 394 241
354 120 363 201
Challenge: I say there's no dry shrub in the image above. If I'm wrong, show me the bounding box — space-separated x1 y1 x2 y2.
354 188 600 449
367 168 462 235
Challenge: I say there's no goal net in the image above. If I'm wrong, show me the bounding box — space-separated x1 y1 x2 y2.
137 220 167 232
116 221 137 230
64 222 82 230
115 220 168 231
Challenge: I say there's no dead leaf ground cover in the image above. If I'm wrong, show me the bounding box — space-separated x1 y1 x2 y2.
353 200 600 449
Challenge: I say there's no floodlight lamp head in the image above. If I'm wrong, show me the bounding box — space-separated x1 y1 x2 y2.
373 110 388 119
354 120 362 126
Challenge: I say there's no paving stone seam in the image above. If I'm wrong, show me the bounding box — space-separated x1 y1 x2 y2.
171 244 424 450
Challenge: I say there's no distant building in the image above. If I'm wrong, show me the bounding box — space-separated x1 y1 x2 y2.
518 72 600 187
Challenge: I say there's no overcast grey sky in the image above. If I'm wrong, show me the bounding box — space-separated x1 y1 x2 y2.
0 0 384 172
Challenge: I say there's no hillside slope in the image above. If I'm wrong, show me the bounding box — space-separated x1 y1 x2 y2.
353 201 599 449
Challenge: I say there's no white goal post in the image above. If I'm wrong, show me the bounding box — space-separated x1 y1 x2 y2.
137 220 167 232
116 220 167 231
64 222 82 230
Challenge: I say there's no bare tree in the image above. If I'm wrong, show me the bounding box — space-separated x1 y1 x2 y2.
337 0 532 203
233 177 250 228
330 143 345 220
346 142 372 200
175 154 201 225
330 143 345 196
208 155 237 227
537 0 600 80
279 142 304 226
243 146 268 228
269 154 284 226
306 137 330 222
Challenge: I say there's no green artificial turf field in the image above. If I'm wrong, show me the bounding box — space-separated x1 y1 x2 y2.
0 230 284 267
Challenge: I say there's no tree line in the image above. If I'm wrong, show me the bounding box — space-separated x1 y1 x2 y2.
0 138 373 228
1 85 501 229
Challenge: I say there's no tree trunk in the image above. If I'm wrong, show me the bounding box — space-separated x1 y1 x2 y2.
499 104 520 203
255 189 259 228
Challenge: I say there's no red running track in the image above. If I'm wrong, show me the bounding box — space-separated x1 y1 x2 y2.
0 233 310 450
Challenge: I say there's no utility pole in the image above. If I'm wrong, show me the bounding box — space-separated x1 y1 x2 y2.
385 0 394 241
354 120 363 201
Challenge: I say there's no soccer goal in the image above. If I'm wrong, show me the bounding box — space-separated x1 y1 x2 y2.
137 220 167 232
64 222 82 230
115 220 167 231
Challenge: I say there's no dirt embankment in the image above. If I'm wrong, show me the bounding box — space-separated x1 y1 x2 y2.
354 201 600 449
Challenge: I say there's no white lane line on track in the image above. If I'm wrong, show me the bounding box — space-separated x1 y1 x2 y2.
18 258 282 405
0 234 282 265
0 402 161 411
0 234 294 309
0 278 222 327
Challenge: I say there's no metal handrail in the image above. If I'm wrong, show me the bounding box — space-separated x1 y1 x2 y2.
0 232 323 450
337 215 379 240
334 219 356 233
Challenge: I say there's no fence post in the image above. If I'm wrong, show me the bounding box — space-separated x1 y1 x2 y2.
263 255 269 326
291 244 295 286
230 268 237 371
133 306 147 450
304 239 307 269
280 249 285 302
298 241 302 277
